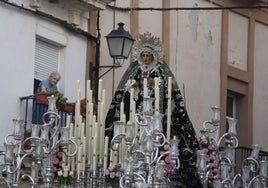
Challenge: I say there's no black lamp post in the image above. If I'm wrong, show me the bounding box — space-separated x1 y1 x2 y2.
93 22 134 103
105 22 135 62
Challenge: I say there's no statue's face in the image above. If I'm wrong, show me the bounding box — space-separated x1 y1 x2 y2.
141 51 154 66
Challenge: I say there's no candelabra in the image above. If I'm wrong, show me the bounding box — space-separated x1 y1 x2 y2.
197 106 268 188
0 95 78 188
109 96 180 188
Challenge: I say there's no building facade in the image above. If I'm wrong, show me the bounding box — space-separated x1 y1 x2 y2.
1 0 268 151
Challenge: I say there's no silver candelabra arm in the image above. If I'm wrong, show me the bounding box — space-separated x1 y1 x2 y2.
4 134 21 145
135 113 148 127
120 172 148 188
247 175 261 187
8 153 32 174
152 132 166 148
41 111 61 126
217 132 238 149
221 178 232 187
0 177 11 188
21 174 35 188
111 133 125 151
201 120 219 134
232 173 243 187
62 139 78 157
156 151 170 164
243 157 260 174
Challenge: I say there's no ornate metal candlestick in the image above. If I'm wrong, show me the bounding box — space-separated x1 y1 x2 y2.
108 95 180 188
197 106 268 188
0 95 77 188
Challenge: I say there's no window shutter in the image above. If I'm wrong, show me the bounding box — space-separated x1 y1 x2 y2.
34 39 60 81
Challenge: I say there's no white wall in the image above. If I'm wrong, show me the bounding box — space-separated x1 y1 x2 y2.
170 0 222 135
0 1 87 149
253 22 268 151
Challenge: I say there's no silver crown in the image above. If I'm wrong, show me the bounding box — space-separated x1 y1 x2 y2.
132 32 165 64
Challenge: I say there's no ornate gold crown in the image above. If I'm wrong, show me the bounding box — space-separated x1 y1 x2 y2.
132 32 165 64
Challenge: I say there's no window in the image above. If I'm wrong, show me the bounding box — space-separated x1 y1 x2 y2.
227 93 237 119
33 38 60 93
226 92 237 134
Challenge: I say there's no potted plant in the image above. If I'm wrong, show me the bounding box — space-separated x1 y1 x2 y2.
35 90 68 107
35 92 50 105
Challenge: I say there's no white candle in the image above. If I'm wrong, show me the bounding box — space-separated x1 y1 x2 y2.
87 80 91 92
93 121 99 156
103 136 109 171
77 145 83 175
143 78 148 97
167 77 172 140
86 89 92 127
110 149 113 164
90 115 96 164
62 153 66 165
113 151 118 165
120 102 124 122
99 103 104 157
82 136 87 170
70 136 76 172
69 122 74 138
66 115 71 128
87 124 92 165
98 79 102 102
154 77 159 114
92 136 97 170
130 88 134 122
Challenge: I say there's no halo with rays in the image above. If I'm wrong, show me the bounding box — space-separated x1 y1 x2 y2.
132 32 165 64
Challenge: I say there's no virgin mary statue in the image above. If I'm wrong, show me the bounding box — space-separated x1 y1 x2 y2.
105 32 202 187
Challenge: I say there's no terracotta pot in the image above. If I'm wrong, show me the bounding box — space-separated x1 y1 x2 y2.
63 103 75 113
35 93 49 105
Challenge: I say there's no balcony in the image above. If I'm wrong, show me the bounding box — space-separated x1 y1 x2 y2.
19 94 87 134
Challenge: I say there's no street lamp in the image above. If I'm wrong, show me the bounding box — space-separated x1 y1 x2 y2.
93 22 134 103
105 22 135 64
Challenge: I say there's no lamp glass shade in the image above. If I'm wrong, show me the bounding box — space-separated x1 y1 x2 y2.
106 22 134 59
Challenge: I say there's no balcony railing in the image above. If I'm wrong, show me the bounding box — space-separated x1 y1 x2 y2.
20 94 78 135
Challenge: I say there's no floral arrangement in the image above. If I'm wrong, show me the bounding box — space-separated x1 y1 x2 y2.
199 135 220 187
159 144 175 176
47 90 68 105
52 149 74 186
104 163 121 187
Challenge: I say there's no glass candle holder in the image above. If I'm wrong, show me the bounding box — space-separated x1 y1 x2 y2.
13 118 24 141
169 136 180 156
125 121 134 144
4 142 15 164
227 117 237 136
259 160 268 177
47 95 57 112
31 124 40 137
143 97 154 116
150 113 163 133
250 144 261 160
211 106 221 124
196 150 208 171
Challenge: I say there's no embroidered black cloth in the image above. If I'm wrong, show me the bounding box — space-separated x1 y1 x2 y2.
105 60 203 187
